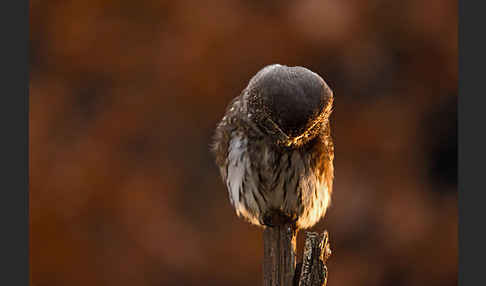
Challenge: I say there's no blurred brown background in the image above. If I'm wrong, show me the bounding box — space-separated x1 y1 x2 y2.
30 1 457 286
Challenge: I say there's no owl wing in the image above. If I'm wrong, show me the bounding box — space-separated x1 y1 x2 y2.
211 95 244 182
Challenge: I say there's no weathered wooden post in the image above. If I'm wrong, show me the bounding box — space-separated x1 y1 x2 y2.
263 224 297 286
262 226 331 286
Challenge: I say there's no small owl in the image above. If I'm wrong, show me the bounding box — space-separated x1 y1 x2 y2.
212 64 334 229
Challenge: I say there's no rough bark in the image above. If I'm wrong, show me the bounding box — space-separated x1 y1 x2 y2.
297 231 331 286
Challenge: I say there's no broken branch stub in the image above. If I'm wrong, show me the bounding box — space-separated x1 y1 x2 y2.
297 231 331 286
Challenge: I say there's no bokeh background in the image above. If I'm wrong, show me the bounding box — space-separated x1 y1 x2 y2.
30 1 457 286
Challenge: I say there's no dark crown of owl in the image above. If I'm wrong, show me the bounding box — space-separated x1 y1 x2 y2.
244 64 333 147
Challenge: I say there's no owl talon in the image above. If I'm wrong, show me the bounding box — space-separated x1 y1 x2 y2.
262 210 296 227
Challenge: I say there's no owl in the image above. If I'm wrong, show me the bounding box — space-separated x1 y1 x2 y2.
212 64 334 229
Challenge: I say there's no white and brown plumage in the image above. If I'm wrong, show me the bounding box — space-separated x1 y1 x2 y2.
212 64 334 229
